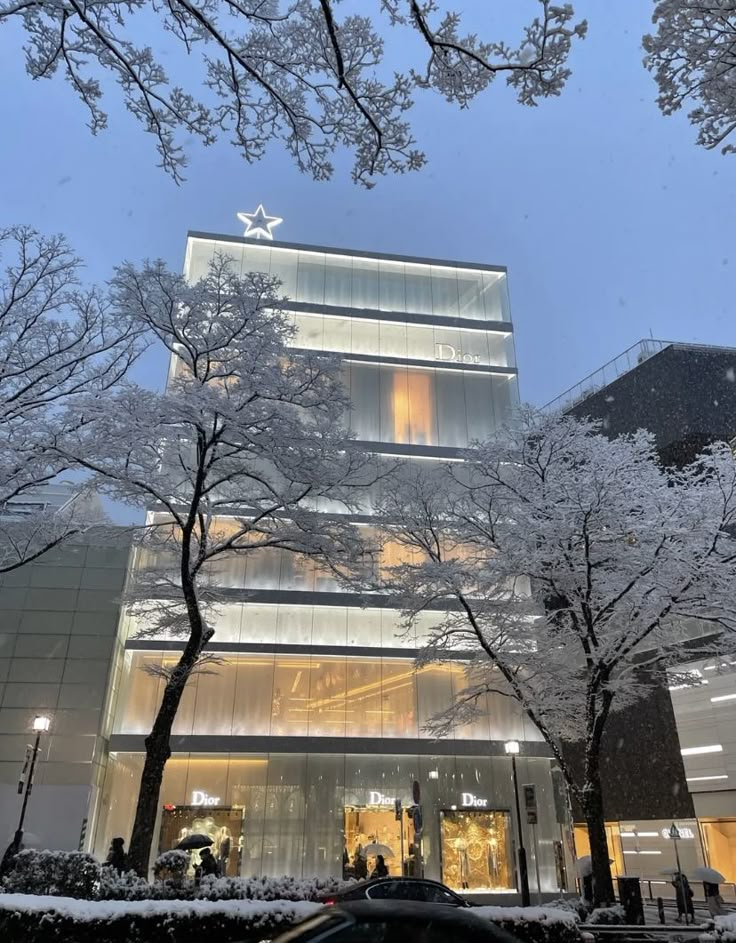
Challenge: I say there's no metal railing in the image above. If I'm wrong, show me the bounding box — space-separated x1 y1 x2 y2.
544 338 736 415
543 339 671 414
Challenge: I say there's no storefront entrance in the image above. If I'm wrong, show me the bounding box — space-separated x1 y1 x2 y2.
439 809 514 892
159 805 244 877
344 802 414 880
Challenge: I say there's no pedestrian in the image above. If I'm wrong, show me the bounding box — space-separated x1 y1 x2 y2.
672 872 694 923
196 846 219 882
354 851 367 880
704 881 727 917
105 837 127 873
370 854 389 879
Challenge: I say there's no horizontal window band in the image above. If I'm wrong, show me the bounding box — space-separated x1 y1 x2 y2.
284 300 513 333
188 231 508 276
109 733 551 758
122 588 463 610
123 640 473 661
338 353 517 375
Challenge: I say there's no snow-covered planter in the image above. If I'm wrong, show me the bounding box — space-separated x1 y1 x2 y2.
0 893 321 943
97 872 355 902
475 906 581 943
97 866 154 901
586 904 625 925
1 850 100 899
712 913 736 941
197 874 354 902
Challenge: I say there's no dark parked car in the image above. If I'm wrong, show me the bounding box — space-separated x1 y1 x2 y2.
318 877 470 907
271 900 520 943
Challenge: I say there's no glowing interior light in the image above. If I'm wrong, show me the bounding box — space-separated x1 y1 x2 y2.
681 744 723 756
686 775 728 782
710 693 736 703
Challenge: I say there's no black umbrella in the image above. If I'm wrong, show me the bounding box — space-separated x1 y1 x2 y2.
176 833 214 851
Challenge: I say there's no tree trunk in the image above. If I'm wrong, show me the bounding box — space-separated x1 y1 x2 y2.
126 659 197 875
582 764 615 907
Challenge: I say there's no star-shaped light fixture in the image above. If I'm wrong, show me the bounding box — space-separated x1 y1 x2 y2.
237 204 283 240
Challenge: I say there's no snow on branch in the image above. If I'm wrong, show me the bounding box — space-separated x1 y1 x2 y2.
0 1 586 184
0 226 143 573
645 2 736 155
379 410 736 798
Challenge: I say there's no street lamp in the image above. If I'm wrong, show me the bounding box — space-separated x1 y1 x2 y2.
0 714 51 876
505 740 531 906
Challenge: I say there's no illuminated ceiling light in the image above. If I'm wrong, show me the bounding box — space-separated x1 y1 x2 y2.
686 774 728 782
237 204 283 240
681 744 723 756
710 693 736 703
620 831 659 838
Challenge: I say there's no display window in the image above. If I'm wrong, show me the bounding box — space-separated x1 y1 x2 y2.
439 809 514 892
343 802 416 881
701 819 736 883
159 805 244 877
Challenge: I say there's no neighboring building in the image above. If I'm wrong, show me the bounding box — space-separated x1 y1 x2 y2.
92 227 575 899
0 483 131 851
550 339 736 888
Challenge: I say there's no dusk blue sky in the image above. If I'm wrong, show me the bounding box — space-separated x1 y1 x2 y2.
1 1 734 407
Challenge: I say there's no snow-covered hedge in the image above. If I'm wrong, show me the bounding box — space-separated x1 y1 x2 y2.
2 850 99 899
0 893 321 943
713 913 736 941
2 850 354 903
97 871 355 902
474 905 581 943
587 904 625 925
0 893 586 943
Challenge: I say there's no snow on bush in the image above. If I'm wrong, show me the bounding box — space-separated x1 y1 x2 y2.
713 913 736 941
587 904 625 925
197 874 354 901
152 849 189 884
1 850 99 899
0 893 321 943
2 847 354 904
475 906 581 943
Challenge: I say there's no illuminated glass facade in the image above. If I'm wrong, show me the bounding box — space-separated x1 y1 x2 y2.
95 233 573 897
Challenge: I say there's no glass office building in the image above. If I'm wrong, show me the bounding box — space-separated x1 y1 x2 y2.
93 232 573 896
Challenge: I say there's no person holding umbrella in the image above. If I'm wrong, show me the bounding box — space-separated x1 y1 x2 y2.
692 866 728 917
175 831 215 881
196 847 220 882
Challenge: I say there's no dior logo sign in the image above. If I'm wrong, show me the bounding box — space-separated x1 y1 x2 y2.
435 343 481 365
368 790 397 806
191 790 221 807
461 792 488 808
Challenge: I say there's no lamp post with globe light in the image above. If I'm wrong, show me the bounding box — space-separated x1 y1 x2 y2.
505 739 531 906
0 714 51 876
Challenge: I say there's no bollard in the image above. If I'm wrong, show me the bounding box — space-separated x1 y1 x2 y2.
657 897 665 925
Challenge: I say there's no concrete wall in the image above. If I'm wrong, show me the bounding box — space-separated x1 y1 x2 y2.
0 536 130 851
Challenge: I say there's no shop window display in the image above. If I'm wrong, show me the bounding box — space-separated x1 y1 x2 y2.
439 809 514 892
343 803 414 881
159 805 244 877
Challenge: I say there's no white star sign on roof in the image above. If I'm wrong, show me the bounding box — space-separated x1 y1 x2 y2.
237 204 283 240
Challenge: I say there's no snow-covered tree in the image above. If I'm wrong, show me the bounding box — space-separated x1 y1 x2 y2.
0 225 141 572
378 411 736 905
0 1 586 184
644 2 736 156
55 254 372 874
